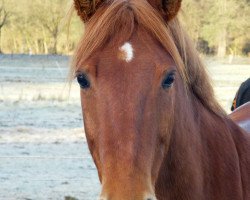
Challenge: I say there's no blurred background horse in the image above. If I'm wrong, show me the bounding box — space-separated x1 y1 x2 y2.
231 78 250 111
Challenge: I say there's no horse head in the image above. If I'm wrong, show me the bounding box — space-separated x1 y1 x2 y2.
71 0 218 199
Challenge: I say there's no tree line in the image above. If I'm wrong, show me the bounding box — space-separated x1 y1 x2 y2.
0 0 249 57
182 0 250 57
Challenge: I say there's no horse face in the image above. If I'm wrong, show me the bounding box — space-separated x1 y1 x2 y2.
76 30 179 200
73 0 182 199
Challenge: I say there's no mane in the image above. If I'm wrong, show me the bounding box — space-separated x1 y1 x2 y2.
71 0 226 117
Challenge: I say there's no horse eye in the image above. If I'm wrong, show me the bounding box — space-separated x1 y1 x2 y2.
77 74 90 89
162 73 175 89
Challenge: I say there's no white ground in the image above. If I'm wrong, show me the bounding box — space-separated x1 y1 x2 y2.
0 55 100 200
0 55 249 200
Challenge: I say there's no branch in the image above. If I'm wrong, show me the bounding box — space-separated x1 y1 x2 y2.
0 7 8 28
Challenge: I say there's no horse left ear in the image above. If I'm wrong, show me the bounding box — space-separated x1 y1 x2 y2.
74 0 105 22
148 0 182 21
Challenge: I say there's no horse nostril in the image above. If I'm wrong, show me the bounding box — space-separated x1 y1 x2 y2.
145 195 157 200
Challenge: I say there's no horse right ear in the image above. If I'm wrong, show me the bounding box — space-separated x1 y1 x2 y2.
148 0 182 21
74 0 105 22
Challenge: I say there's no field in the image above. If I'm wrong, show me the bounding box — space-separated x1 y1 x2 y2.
0 54 249 200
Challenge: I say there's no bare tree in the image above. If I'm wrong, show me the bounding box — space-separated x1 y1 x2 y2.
32 0 65 54
0 1 9 53
38 13 61 54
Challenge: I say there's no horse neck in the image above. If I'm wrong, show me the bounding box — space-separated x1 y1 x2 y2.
155 94 250 199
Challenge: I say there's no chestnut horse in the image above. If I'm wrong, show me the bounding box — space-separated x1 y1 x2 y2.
71 0 250 199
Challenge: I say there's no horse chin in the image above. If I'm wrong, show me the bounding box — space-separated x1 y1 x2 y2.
99 179 157 200
98 193 158 200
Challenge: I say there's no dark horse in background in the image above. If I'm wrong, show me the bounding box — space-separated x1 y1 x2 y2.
230 78 250 132
71 0 250 199
231 78 250 111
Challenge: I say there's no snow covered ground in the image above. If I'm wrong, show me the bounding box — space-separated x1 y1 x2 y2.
0 55 100 200
0 54 249 200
